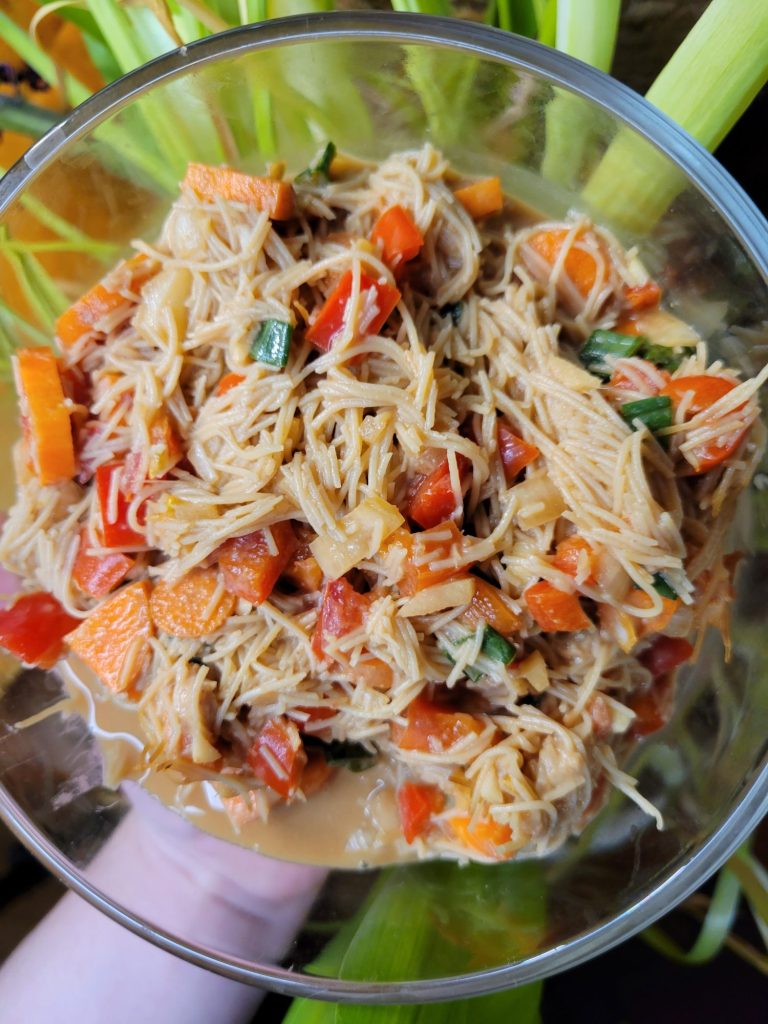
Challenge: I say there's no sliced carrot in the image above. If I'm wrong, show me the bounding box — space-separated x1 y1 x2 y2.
0 592 80 669
397 693 483 753
526 228 598 297
449 814 512 860
398 782 445 844
219 521 298 606
246 717 306 799
660 374 746 473
215 373 245 397
464 578 520 636
55 254 154 348
525 580 592 632
66 581 153 694
150 568 236 638
14 348 76 486
147 410 184 479
627 589 679 637
624 282 661 311
497 421 539 484
553 536 597 585
661 375 737 417
183 163 296 220
72 529 134 598
370 205 424 269
454 177 503 219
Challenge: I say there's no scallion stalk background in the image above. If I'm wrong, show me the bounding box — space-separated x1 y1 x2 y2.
0 1 767 1021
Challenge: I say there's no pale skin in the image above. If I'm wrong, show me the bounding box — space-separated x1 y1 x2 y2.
0 783 327 1024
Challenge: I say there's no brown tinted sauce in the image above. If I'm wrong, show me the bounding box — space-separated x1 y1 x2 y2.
57 659 413 868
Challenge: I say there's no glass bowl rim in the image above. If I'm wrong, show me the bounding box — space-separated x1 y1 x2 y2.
0 10 767 1004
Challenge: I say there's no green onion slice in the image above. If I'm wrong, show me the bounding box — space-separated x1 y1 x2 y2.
481 625 517 665
250 318 293 368
652 573 678 600
296 141 336 184
579 329 644 377
640 341 684 371
621 395 673 433
306 738 377 773
439 301 464 326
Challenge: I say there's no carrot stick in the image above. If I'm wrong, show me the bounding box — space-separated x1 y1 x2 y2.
55 254 156 348
183 163 296 220
14 347 76 485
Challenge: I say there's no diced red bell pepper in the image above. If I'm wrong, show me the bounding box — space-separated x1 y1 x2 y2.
624 281 661 311
407 453 471 529
552 536 597 585
395 520 468 596
464 578 521 636
525 580 592 632
72 529 134 598
370 206 424 269
311 578 371 659
246 717 307 799
94 462 146 548
639 636 693 679
0 592 80 668
306 270 401 352
497 421 539 484
398 781 445 844
396 693 483 753
219 521 298 605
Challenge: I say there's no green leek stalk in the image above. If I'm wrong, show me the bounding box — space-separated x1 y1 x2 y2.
583 0 768 231
284 861 545 1023
541 0 621 188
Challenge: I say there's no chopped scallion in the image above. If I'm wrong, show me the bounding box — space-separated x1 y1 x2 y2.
249 319 292 368
441 645 483 682
439 301 464 326
621 395 673 434
296 141 336 184
653 573 678 600
579 329 644 377
481 625 517 665
306 738 377 773
640 341 683 372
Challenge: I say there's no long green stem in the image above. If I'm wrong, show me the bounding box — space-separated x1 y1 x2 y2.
583 0 768 231
541 0 620 188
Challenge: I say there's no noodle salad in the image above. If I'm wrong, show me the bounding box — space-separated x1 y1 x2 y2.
0 144 765 863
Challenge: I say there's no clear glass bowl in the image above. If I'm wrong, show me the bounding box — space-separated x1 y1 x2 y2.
0 12 767 1003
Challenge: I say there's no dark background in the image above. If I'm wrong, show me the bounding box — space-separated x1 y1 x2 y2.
1 1 767 1019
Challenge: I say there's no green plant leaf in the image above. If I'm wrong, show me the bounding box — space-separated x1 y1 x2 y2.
286 861 544 1023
